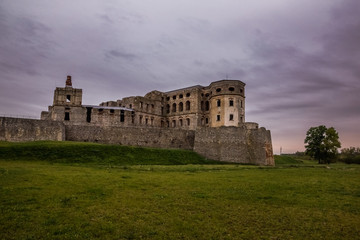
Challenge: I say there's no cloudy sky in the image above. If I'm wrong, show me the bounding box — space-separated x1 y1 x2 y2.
0 0 359 153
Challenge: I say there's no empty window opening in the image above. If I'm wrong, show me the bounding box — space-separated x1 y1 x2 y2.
240 89 243 93
166 96 170 101
179 94 183 98
64 112 70 121
205 101 210 111
98 109 104 113
229 114 234 121
186 101 190 111
229 87 235 91
179 102 183 112
166 104 170 114
172 120 176 128
161 120 165 127
151 104 154 109
139 115 143 124
172 103 177 112
86 107 92 123
145 118 148 125
229 99 234 107
179 119 183 127
201 101 204 111
216 115 221 121
186 93 190 97
216 88 221 92
66 95 71 103
167 121 170 127
129 104 132 109
146 104 149 111
140 102 143 109
110 109 115 114
205 93 210 97
120 110 125 122
205 118 209 124
131 112 135 124
173 95 176 100
151 118 154 126
240 117 243 123
217 99 221 107
186 118 190 126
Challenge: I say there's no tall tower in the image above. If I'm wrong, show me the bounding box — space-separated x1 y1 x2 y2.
53 76 82 106
209 80 245 127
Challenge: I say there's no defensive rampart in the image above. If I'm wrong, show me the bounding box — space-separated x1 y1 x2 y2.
194 126 274 165
0 117 274 165
65 125 195 150
0 117 65 142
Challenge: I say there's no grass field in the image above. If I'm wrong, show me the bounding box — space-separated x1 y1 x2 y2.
1 142 360 239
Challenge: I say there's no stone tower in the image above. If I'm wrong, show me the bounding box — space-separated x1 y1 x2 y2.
208 80 245 127
53 76 82 106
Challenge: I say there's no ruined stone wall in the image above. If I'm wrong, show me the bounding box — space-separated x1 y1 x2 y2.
65 125 195 150
0 116 274 165
194 126 274 165
0 117 65 142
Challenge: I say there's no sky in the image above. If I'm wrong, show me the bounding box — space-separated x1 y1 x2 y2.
0 0 359 154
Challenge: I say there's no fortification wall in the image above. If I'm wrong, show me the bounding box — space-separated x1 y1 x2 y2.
0 117 65 142
0 117 274 165
65 125 195 150
194 126 274 165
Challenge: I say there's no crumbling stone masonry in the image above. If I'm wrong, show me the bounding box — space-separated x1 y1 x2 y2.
1 76 274 165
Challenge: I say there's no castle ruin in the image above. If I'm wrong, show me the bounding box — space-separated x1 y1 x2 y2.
1 76 274 165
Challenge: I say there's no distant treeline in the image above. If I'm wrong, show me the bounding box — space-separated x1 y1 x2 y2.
286 147 360 164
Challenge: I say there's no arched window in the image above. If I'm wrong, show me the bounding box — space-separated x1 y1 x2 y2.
186 101 190 111
179 102 183 112
217 99 221 107
186 118 190 126
166 104 170 114
201 101 204 111
179 119 183 127
172 103 177 112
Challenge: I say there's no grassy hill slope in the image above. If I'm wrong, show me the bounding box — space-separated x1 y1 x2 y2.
0 141 221 165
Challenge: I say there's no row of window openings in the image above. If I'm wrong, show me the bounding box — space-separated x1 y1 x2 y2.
65 109 127 122
216 114 242 122
214 99 243 108
166 93 191 101
215 87 243 93
167 118 191 127
166 101 191 113
139 102 153 110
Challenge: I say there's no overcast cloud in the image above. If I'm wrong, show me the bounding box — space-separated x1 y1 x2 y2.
0 0 359 153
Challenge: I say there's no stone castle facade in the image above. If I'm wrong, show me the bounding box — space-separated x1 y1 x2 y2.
1 76 274 165
41 76 246 130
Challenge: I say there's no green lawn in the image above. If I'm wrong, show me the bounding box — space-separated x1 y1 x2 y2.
0 142 360 239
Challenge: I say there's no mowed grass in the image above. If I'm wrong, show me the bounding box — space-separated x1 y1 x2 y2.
1 142 360 239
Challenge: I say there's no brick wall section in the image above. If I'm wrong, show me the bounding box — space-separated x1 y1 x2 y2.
0 117 65 142
65 125 195 150
194 126 274 165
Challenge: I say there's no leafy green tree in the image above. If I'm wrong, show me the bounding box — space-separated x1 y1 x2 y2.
304 125 341 164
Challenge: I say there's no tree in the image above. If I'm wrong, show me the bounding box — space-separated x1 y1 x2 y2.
304 125 341 164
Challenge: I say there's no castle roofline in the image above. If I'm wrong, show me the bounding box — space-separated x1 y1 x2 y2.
210 79 246 86
165 85 204 94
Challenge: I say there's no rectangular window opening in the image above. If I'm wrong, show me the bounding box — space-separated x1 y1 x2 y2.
64 112 70 121
120 110 125 122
